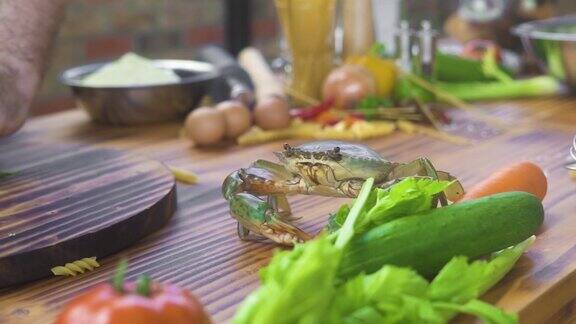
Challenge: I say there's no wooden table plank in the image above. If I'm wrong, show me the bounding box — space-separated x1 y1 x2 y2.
0 99 575 323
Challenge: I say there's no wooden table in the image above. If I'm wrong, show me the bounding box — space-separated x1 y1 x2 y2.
0 98 575 323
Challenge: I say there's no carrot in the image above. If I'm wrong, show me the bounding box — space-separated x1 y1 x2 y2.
460 162 547 202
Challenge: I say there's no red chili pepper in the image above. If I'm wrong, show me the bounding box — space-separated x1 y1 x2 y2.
343 114 364 128
315 110 341 126
348 112 366 120
290 98 335 120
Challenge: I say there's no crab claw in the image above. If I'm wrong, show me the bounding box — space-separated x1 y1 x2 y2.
436 171 465 202
259 216 313 245
229 193 311 246
222 170 244 200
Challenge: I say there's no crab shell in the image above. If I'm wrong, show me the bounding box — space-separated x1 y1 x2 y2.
274 141 396 183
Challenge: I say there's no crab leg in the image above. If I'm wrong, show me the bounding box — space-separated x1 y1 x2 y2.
267 195 298 221
229 193 311 245
436 170 465 201
222 165 313 244
251 159 296 219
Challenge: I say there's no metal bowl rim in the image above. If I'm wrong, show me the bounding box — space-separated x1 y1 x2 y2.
512 15 576 42
59 59 218 89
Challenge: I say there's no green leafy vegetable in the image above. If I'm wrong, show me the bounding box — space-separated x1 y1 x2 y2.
335 178 374 248
394 75 436 105
434 300 517 324
436 76 561 101
543 40 565 80
357 96 394 110
327 178 451 233
434 51 511 83
235 236 529 323
428 236 533 321
234 235 342 324
356 96 395 120
434 46 560 101
481 48 513 83
234 178 532 324
369 43 392 59
326 204 350 233
359 178 450 231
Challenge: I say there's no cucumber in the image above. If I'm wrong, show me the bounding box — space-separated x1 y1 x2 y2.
339 191 544 279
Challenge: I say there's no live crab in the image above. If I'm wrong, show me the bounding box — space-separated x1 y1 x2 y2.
222 141 464 246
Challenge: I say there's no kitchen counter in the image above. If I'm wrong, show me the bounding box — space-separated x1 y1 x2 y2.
0 97 575 323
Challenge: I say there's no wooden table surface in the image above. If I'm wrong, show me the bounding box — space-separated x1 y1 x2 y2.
0 98 575 324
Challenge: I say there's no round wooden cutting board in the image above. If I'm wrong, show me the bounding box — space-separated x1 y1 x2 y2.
0 139 176 287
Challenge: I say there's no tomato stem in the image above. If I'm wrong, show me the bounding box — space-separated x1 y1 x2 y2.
113 259 128 293
136 275 151 297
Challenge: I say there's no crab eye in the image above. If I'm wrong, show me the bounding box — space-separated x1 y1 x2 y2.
283 143 292 151
329 147 342 161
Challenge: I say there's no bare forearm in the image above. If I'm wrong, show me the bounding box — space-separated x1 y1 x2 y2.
0 0 68 137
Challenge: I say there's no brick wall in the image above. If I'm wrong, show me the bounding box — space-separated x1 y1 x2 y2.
34 0 280 115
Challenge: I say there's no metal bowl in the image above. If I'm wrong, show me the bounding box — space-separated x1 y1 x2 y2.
513 15 576 92
60 59 218 125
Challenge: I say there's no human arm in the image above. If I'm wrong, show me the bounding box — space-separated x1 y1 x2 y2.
0 0 68 137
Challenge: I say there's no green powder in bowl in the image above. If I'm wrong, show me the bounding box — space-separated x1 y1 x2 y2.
82 52 181 87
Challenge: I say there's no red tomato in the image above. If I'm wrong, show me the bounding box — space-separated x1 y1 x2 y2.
56 283 211 324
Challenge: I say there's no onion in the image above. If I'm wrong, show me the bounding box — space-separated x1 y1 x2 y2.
322 65 376 109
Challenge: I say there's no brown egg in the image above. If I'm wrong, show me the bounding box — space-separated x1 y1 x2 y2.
184 106 226 146
215 100 252 139
254 96 291 130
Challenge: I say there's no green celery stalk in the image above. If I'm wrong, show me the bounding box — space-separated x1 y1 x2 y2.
335 178 374 249
436 76 561 101
477 236 535 295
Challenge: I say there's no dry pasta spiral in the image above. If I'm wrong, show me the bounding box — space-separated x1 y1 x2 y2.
51 257 100 277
